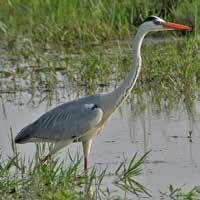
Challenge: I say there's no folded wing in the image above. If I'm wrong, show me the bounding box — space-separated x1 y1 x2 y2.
15 102 103 143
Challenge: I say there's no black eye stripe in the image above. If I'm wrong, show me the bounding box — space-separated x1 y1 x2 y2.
143 16 162 25
143 16 158 22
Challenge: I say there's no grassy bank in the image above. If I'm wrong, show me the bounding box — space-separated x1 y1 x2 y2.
0 0 197 48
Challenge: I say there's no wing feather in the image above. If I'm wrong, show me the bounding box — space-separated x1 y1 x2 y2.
18 102 103 142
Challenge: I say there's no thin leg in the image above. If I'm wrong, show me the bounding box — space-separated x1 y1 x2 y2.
41 140 73 164
84 157 88 172
82 139 92 172
82 140 93 199
84 169 93 200
41 154 51 163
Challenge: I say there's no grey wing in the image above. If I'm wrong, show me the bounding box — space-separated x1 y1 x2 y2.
15 103 103 143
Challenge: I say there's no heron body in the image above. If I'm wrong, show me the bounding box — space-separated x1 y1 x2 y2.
15 16 190 171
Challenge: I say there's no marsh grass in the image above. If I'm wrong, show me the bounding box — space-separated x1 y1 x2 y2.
1 134 200 199
0 0 196 48
160 185 200 199
113 151 151 197
0 133 151 199
1 36 199 115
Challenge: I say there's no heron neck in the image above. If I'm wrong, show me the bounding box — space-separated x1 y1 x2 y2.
108 28 147 112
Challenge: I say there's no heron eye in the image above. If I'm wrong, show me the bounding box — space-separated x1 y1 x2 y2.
154 20 161 25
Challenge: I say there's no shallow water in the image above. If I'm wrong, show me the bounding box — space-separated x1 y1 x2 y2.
1 90 200 199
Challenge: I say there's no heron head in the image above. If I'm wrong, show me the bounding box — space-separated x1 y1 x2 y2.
141 16 191 32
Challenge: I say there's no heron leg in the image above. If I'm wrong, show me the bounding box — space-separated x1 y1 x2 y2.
41 154 51 163
82 139 92 172
84 157 88 172
41 140 73 163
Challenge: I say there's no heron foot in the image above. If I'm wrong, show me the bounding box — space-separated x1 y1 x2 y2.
33 154 52 171
41 154 52 164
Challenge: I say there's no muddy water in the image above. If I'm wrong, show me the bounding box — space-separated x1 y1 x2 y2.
1 92 200 199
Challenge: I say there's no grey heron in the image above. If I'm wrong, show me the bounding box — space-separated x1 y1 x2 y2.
15 16 191 171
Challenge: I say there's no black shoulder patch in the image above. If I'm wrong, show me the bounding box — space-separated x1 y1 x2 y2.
91 104 98 110
143 16 157 23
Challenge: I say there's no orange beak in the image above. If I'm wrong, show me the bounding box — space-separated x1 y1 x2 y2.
161 22 191 30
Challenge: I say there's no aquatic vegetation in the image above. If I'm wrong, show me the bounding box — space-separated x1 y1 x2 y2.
1 36 199 116
113 151 151 197
0 133 150 199
160 185 200 199
1 135 200 199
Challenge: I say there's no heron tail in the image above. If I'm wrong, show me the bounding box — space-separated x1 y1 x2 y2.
15 124 35 144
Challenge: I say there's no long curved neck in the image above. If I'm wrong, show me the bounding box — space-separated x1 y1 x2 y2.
107 27 147 112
